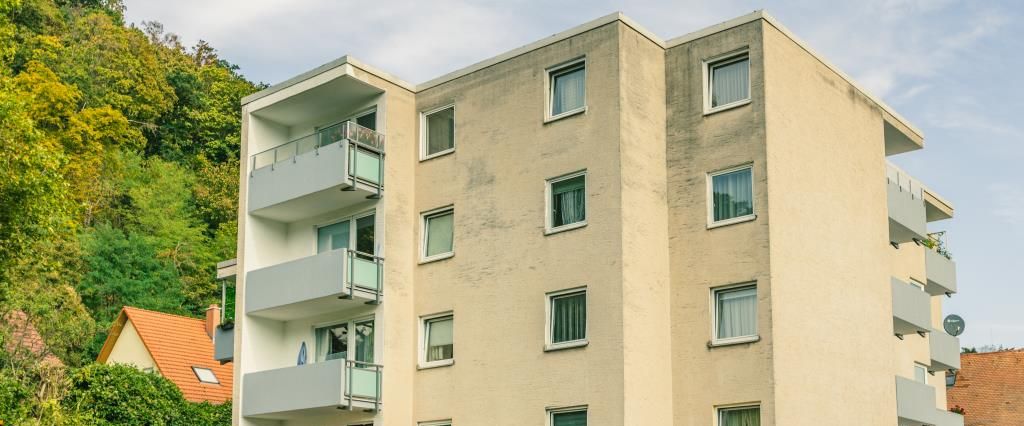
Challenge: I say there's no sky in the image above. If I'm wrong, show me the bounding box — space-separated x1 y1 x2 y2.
122 0 1023 349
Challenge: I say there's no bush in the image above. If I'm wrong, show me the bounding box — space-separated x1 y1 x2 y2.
62 363 233 425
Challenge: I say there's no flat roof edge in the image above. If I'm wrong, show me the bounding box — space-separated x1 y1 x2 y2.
241 55 416 106
666 10 923 141
417 12 665 91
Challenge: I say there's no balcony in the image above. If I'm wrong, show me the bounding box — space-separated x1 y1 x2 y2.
924 247 957 296
887 163 927 244
242 359 381 419
892 278 931 338
929 329 961 373
933 410 964 426
896 376 937 425
213 325 233 363
248 121 384 222
245 249 383 321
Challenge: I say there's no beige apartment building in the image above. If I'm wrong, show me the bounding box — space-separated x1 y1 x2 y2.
216 10 963 426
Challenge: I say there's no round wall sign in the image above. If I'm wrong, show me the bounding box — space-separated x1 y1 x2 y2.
943 314 965 337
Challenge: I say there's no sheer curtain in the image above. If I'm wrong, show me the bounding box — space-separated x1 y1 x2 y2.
552 292 586 343
711 58 749 107
426 212 454 256
717 286 757 339
552 66 585 115
713 168 753 221
427 318 453 361
552 176 586 227
721 407 760 426
355 320 374 363
427 107 455 155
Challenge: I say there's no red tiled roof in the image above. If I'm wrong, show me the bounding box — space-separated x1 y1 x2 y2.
98 307 233 404
947 350 1024 425
3 311 63 367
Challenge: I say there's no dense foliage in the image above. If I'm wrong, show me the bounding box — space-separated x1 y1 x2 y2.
0 0 259 422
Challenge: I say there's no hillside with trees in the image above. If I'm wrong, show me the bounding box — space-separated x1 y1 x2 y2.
0 0 259 422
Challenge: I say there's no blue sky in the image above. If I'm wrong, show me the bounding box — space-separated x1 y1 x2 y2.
123 0 1022 348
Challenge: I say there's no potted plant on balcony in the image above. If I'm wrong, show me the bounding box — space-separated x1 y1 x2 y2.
923 231 953 260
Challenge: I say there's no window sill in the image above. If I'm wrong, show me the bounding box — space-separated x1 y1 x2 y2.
545 340 588 352
419 252 454 265
704 98 751 116
418 359 454 370
420 148 455 162
707 335 760 348
707 214 756 230
544 106 587 124
545 221 587 236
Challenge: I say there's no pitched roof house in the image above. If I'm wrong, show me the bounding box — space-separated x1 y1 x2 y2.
97 306 233 404
947 349 1024 425
3 310 63 367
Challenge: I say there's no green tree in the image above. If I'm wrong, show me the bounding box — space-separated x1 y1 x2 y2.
63 363 183 425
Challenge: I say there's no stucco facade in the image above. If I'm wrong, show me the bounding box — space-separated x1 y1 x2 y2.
229 10 962 426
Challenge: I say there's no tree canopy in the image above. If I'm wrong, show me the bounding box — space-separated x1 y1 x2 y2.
0 0 259 422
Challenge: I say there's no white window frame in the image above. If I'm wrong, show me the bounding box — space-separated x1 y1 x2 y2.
418 421 452 426
312 315 376 363
420 103 456 161
191 366 219 384
419 312 454 369
544 57 587 123
545 170 588 235
909 278 926 291
914 362 929 384
716 404 760 426
703 49 751 115
545 286 588 351
710 282 759 346
313 208 377 255
706 164 756 229
548 405 588 426
420 206 455 263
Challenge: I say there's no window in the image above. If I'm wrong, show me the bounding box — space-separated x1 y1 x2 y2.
549 406 587 426
422 105 455 159
705 51 750 113
708 165 754 226
547 59 586 120
422 207 454 261
192 366 219 384
419 422 452 426
546 171 587 233
353 108 377 130
421 314 454 368
315 318 375 363
547 288 587 350
316 212 376 255
712 284 758 345
914 363 928 383
718 405 760 426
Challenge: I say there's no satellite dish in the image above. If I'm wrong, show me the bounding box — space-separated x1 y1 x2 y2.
943 314 965 337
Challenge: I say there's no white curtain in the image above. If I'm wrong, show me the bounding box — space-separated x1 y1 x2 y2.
721 407 760 426
552 66 585 115
552 293 586 343
711 58 749 107
355 320 374 363
426 212 454 257
427 318 453 361
552 176 586 227
427 107 455 155
717 286 756 339
712 168 753 221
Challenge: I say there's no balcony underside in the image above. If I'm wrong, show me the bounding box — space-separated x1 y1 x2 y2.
248 143 381 223
892 278 931 337
242 359 380 420
246 249 381 321
924 249 957 296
